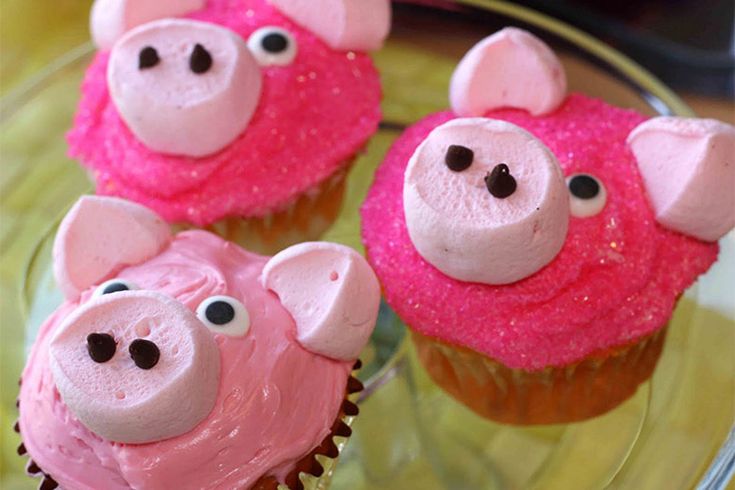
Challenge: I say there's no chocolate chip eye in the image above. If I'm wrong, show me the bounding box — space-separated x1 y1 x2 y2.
93 279 138 298
262 33 289 53
445 145 474 172
196 296 251 337
138 46 160 70
189 43 213 74
567 173 607 218
87 333 117 363
129 339 160 370
247 27 298 66
485 163 517 199
568 174 600 199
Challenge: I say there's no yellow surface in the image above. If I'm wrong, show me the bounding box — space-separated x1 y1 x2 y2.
1 1 734 489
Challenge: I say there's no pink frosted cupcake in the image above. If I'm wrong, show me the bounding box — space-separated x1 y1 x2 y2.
17 195 380 489
68 0 391 253
361 28 735 424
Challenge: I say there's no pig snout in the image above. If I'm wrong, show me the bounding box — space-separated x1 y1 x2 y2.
49 290 220 444
107 19 263 158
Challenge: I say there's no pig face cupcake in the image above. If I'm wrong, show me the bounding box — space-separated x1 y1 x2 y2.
17 196 380 489
361 28 735 424
68 0 391 253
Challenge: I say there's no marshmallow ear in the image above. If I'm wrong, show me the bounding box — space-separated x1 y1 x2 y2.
261 242 380 361
90 0 205 50
628 117 735 242
53 196 171 300
269 0 391 51
450 27 567 117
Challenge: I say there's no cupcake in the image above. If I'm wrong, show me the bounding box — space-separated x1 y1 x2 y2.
16 195 380 489
361 28 735 425
68 0 391 253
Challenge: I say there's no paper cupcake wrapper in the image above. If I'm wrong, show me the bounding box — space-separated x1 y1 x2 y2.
16 361 364 490
412 327 667 425
183 166 349 255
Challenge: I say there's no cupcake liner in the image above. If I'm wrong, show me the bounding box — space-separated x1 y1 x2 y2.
412 327 667 425
16 361 364 490
182 166 350 255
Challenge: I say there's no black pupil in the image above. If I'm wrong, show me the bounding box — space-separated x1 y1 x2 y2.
445 145 474 172
103 282 129 295
569 175 600 199
205 301 236 325
87 333 116 363
129 339 160 370
262 33 288 53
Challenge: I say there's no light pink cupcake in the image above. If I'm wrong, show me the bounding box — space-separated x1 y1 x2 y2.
361 28 735 424
68 0 391 253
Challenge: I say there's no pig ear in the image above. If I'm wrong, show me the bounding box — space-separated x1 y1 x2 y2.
628 117 735 242
90 0 205 50
261 242 380 361
450 27 567 117
269 0 391 51
53 196 171 300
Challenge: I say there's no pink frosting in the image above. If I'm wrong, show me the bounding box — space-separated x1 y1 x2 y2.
68 0 383 226
90 0 205 50
628 116 735 242
262 242 381 360
108 19 263 157
269 0 391 51
361 94 719 370
450 28 567 117
49 291 221 444
53 196 171 300
403 117 569 284
20 230 357 489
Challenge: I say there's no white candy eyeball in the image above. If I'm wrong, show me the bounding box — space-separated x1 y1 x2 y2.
196 296 250 337
567 174 607 218
247 27 297 66
93 279 139 298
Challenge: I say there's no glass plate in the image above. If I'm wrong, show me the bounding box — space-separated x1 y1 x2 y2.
1 1 733 489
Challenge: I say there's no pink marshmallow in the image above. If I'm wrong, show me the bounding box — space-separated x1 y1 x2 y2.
107 19 262 157
403 118 569 285
49 291 221 444
628 117 735 242
262 242 381 360
450 27 567 117
90 0 205 50
269 0 391 51
53 196 171 301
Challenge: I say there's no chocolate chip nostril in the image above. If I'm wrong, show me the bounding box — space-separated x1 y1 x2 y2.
485 163 517 199
86 333 117 363
138 46 160 70
129 339 161 370
445 145 474 172
189 43 213 74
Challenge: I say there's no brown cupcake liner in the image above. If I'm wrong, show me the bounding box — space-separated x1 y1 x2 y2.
412 327 667 425
16 361 364 490
179 166 350 255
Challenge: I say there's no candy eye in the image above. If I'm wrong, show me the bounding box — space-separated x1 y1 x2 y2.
93 279 139 298
196 296 250 337
247 27 297 66
567 174 607 218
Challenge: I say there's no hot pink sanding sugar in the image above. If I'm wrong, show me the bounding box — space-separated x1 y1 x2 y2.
68 0 382 226
361 94 718 370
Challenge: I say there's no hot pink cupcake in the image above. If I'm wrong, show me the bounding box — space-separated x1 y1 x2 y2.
361 28 735 424
17 195 380 489
68 0 391 253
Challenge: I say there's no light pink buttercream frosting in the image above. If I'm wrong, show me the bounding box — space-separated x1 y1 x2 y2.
68 0 383 226
450 28 567 117
628 116 735 242
403 117 570 285
21 199 379 487
361 94 720 370
90 0 205 50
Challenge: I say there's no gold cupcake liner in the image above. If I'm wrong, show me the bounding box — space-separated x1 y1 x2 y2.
17 361 364 490
412 328 667 425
